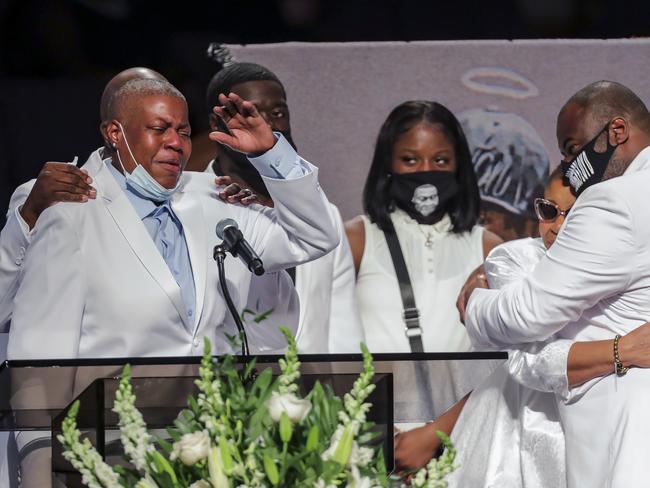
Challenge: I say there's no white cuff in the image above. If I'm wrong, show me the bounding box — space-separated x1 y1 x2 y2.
465 287 502 350
247 133 310 180
14 205 34 242
507 339 573 400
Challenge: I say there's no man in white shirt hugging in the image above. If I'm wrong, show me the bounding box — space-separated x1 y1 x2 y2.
463 80 650 486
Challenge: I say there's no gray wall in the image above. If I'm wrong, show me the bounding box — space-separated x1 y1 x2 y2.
229 40 650 219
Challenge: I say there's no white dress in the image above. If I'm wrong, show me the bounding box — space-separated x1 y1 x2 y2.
447 238 570 488
356 210 496 421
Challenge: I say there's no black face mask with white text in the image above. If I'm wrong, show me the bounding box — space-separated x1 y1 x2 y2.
561 123 617 196
388 171 458 224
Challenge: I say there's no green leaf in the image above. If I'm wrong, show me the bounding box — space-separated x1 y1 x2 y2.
187 396 199 413
243 357 259 379
250 367 273 395
156 436 173 454
241 308 256 320
149 450 178 485
166 428 181 442
253 308 275 323
306 424 319 451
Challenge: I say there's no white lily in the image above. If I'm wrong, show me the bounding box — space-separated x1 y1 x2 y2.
208 445 229 488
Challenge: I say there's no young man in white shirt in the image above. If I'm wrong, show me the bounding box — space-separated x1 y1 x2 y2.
202 62 365 354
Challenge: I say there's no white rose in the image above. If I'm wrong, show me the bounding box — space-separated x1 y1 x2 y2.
266 391 312 423
189 481 211 488
170 431 210 466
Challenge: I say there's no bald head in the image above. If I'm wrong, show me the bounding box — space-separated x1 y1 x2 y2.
562 80 650 133
100 67 167 122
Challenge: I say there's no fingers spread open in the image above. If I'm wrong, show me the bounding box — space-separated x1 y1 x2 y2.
209 129 237 145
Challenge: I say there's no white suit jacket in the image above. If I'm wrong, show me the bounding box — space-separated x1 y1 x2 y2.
0 185 32 330
221 203 364 354
294 203 365 353
1 167 300 357
203 162 364 353
466 146 650 487
8 145 338 360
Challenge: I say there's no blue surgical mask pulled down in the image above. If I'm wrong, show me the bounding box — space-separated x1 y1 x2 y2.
115 122 182 202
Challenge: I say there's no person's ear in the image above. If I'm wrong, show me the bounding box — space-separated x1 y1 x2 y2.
105 120 122 149
99 121 109 144
610 117 629 145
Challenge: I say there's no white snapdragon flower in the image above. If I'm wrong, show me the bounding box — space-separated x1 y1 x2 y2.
350 445 374 468
134 477 158 488
266 391 312 423
315 478 336 488
321 424 372 468
170 431 210 466
347 466 381 488
189 481 211 488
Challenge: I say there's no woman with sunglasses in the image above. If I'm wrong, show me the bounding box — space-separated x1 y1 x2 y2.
395 167 650 487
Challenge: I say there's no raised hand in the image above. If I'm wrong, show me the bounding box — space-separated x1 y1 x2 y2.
209 93 276 156
21 161 96 229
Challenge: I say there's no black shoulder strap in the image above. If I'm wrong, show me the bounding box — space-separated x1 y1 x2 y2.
286 266 296 284
382 220 424 353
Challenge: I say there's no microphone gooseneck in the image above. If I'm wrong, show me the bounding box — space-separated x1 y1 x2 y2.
214 244 250 357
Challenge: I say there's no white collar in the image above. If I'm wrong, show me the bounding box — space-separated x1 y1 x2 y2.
624 145 650 174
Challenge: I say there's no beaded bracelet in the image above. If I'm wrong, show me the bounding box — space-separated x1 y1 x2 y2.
614 334 629 376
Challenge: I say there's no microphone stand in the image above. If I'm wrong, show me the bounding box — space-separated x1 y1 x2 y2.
214 244 250 357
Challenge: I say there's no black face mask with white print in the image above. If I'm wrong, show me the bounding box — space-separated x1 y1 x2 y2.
561 123 617 196
388 171 458 224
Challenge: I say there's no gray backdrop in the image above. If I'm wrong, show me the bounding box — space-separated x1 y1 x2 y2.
229 39 650 219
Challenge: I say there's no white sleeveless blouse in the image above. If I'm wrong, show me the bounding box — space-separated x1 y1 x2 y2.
357 209 484 352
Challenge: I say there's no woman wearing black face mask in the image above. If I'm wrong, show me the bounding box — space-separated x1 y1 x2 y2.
346 101 502 353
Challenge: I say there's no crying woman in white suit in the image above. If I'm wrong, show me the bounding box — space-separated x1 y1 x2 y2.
8 77 339 360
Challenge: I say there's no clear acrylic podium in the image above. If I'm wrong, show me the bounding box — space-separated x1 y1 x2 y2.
0 352 506 486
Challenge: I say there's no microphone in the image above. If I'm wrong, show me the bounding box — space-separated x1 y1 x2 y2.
216 218 265 276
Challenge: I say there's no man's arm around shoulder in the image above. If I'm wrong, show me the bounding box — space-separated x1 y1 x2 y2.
466 183 637 349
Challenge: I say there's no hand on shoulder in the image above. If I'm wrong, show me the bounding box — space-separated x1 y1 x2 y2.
21 161 96 229
482 229 503 259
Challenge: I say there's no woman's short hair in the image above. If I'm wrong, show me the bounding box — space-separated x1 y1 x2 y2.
363 100 480 233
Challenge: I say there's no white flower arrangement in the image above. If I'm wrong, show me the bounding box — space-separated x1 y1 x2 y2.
58 327 457 487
